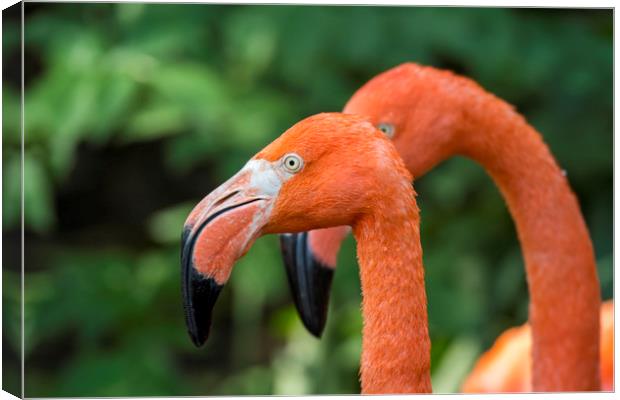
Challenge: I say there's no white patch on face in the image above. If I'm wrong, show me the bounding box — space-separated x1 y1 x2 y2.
192 158 293 228
235 157 299 249
244 159 287 196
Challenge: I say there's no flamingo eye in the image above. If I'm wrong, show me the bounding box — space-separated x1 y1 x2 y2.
377 123 395 138
282 153 304 173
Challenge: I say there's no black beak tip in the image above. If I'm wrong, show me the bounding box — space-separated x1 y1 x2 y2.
190 331 207 348
305 319 324 338
279 232 334 338
188 323 208 348
182 228 223 348
183 269 223 348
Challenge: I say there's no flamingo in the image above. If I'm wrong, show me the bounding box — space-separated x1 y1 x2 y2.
462 300 614 392
182 113 433 393
279 63 602 391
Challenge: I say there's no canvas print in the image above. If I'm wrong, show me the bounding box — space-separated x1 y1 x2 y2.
2 2 614 397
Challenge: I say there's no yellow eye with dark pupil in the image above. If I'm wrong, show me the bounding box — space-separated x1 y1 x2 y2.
283 153 303 173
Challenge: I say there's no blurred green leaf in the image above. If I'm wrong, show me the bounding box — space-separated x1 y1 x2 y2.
23 151 55 232
147 202 194 244
3 151 21 230
125 102 186 143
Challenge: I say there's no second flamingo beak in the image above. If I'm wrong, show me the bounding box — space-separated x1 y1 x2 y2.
181 159 282 347
279 232 334 337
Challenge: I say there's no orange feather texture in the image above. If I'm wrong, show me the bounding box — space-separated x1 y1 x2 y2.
307 63 602 391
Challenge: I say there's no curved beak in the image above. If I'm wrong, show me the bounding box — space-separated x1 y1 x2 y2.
279 226 349 337
279 232 334 337
181 159 280 347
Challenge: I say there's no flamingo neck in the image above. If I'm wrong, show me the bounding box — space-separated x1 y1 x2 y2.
458 100 601 391
352 188 432 394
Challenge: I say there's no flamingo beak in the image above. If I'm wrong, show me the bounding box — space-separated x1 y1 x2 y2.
279 232 334 337
181 160 281 347
279 226 350 337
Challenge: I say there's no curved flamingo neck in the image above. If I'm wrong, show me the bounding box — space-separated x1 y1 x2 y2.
457 99 601 391
352 187 432 394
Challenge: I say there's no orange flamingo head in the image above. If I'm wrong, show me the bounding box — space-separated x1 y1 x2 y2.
344 62 463 178
181 112 411 346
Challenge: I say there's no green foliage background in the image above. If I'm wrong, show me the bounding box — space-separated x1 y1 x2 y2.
2 4 612 396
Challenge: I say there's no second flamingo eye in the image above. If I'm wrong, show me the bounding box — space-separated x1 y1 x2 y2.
378 123 395 138
282 153 304 173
